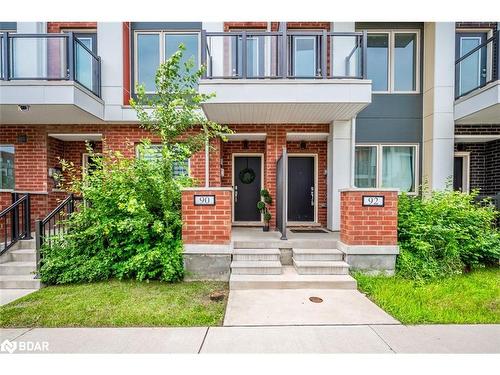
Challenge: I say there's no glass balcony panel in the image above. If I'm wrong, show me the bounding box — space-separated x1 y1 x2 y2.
10 36 67 79
330 35 362 78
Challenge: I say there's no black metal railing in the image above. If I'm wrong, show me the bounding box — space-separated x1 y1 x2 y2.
0 32 102 97
0 193 31 255
35 194 82 273
455 30 499 99
201 30 367 80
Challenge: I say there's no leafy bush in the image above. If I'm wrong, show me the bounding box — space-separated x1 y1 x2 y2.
40 45 230 285
397 189 500 280
40 144 189 284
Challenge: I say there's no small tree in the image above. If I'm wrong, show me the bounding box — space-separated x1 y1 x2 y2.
257 189 272 231
131 44 230 165
40 46 231 284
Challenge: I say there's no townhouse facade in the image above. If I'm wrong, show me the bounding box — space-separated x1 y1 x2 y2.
0 21 499 281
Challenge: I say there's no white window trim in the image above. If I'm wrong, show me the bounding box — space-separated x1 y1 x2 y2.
355 143 419 194
454 151 470 193
364 29 421 94
134 30 201 95
0 144 15 191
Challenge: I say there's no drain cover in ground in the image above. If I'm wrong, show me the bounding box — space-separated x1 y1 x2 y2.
309 296 323 303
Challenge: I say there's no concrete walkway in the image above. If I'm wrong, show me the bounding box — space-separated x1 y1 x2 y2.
0 289 37 306
224 289 399 326
1 325 499 353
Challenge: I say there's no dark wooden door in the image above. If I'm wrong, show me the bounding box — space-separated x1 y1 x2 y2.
234 156 262 221
288 156 315 222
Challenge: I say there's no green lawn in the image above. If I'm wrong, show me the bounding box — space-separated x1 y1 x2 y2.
0 280 228 328
355 268 500 324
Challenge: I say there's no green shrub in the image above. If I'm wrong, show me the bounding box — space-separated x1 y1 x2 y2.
397 189 500 280
40 46 230 285
40 144 188 284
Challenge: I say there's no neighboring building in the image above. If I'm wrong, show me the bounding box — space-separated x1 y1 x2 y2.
0 22 499 282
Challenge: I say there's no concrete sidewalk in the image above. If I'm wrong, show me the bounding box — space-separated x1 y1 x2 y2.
1 325 499 354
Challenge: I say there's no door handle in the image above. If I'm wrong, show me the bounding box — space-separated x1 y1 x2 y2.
482 68 487 78
234 186 238 203
311 186 314 206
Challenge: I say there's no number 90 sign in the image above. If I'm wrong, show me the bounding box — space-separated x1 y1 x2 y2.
362 195 384 207
194 195 216 206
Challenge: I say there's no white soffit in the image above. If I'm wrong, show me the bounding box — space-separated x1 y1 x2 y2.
286 132 329 141
49 134 103 141
224 133 267 141
455 135 500 143
199 79 372 123
454 80 500 124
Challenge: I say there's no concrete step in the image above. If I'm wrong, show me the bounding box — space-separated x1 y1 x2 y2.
293 248 343 261
230 266 357 290
233 239 338 250
293 260 350 275
0 275 41 289
17 239 36 250
231 260 282 275
233 249 281 261
10 249 37 262
0 261 36 276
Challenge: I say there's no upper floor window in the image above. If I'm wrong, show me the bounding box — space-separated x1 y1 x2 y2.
355 144 418 193
455 31 490 97
365 30 419 93
0 145 15 190
134 31 200 93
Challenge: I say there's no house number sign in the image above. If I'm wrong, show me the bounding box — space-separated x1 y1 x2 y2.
194 195 216 206
362 195 384 207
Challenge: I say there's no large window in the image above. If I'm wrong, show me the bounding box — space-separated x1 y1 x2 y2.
135 144 190 178
0 145 15 190
355 144 418 193
365 30 419 93
134 31 200 93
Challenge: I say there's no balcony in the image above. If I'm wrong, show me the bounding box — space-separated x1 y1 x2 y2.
199 30 372 124
0 32 104 124
454 30 500 124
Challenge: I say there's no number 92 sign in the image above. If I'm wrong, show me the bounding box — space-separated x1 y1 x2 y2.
362 195 384 207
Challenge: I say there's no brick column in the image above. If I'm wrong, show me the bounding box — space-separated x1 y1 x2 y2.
340 189 398 246
181 187 232 245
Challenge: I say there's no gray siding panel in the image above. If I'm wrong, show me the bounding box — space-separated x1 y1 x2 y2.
356 94 422 143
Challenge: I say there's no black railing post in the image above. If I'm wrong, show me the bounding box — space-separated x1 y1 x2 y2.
2 32 9 80
69 194 75 214
362 30 368 79
97 56 102 98
322 30 327 78
35 219 43 277
25 193 32 239
200 30 207 79
496 30 500 82
241 31 247 79
67 32 74 81
11 192 19 241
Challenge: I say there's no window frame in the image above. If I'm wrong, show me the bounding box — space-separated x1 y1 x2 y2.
364 29 421 94
133 30 201 95
354 143 419 194
0 144 15 191
134 144 191 178
292 35 318 77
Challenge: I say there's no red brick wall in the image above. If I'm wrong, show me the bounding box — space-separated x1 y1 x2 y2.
181 188 232 244
217 124 329 228
340 190 398 246
47 22 97 33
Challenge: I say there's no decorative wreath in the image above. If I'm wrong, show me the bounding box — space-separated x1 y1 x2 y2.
239 167 256 184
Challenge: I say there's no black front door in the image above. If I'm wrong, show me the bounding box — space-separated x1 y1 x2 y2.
288 156 314 222
234 156 262 222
